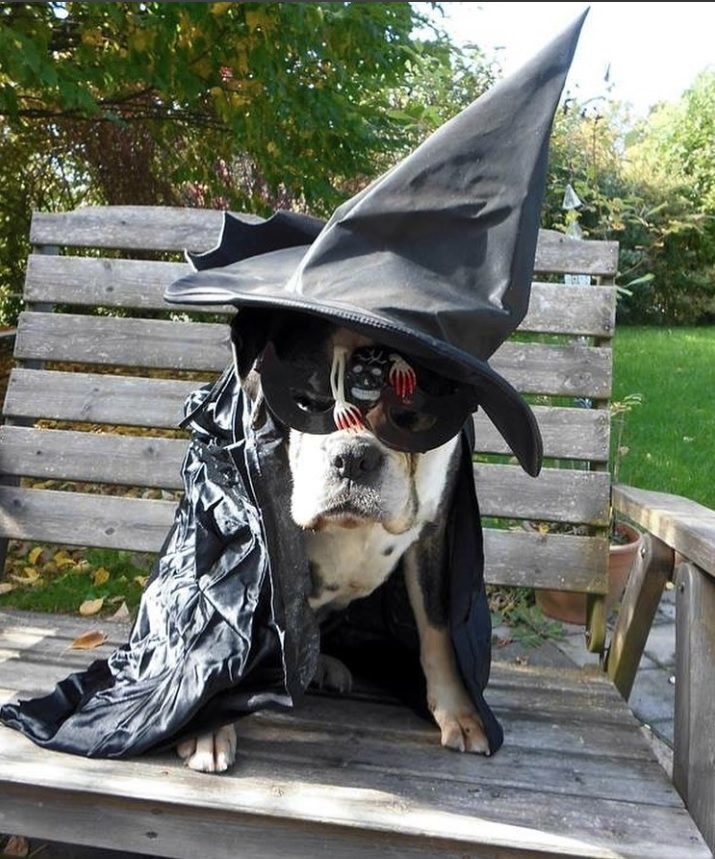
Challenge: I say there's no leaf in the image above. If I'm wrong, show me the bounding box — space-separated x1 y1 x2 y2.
53 550 77 570
9 568 40 585
2 835 30 857
70 630 108 650
0 582 16 595
28 546 44 565
111 601 132 621
79 597 104 616
92 566 111 586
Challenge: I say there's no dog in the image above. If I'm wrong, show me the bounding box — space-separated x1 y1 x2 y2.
177 318 489 772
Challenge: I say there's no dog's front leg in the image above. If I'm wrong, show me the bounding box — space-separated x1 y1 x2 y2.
176 723 237 773
403 547 490 755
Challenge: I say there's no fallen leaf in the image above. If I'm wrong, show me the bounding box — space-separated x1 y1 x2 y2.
111 601 131 621
92 566 110 586
79 597 104 616
70 629 108 650
2 835 30 857
53 550 77 570
9 568 41 585
0 582 16 595
28 546 44 565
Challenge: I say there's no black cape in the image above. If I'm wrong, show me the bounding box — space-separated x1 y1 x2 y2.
0 363 503 756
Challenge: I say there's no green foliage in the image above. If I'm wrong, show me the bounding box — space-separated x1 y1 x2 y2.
0 1 489 325
0 2 454 212
542 74 715 326
489 586 565 648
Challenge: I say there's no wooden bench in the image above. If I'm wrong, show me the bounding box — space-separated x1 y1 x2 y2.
0 205 712 858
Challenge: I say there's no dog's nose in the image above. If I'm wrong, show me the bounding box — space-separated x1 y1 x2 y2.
329 442 383 480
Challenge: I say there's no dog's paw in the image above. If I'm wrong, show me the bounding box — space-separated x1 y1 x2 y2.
311 654 353 693
176 723 237 773
432 706 490 755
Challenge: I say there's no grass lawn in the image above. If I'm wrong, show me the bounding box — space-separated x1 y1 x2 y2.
612 325 715 509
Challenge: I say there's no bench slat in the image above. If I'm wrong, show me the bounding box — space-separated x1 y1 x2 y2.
3 368 201 428
0 620 708 859
0 426 187 489
0 430 610 531
14 311 232 372
24 253 615 337
29 208 619 276
534 229 619 277
14 312 611 397
474 406 609 461
484 527 608 590
24 254 233 315
4 369 609 460
475 464 611 525
0 489 607 591
522 281 615 336
0 486 177 552
29 207 262 253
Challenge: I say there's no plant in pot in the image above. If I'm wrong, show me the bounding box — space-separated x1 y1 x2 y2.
536 393 644 625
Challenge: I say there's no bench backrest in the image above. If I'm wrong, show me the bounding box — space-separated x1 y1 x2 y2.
0 206 619 637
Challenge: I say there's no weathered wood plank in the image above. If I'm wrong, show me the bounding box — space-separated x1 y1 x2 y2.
14 312 612 398
24 254 234 315
3 368 200 428
24 254 615 337
613 484 715 578
0 629 709 859
474 406 610 462
673 562 715 851
475 464 611 525
533 229 619 277
0 700 707 859
521 282 615 337
14 311 232 372
5 370 609 460
0 486 177 552
0 425 187 489
606 534 672 699
29 210 618 276
490 341 612 398
29 207 263 253
483 528 609 591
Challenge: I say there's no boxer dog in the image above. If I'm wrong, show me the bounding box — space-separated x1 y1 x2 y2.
177 316 489 771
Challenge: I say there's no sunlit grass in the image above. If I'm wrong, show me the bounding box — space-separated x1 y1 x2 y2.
612 326 715 508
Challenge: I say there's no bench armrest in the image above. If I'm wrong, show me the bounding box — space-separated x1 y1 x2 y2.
611 483 715 849
612 483 715 579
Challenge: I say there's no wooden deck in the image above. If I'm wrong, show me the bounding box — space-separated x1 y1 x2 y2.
1 609 710 859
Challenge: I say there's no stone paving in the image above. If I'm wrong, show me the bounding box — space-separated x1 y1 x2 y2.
555 584 677 748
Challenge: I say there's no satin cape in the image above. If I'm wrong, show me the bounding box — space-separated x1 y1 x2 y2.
0 366 504 756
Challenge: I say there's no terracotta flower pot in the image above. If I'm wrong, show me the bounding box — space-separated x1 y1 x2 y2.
535 522 642 625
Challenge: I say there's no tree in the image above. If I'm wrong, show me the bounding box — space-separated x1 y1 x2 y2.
0 2 455 211
1 1 491 325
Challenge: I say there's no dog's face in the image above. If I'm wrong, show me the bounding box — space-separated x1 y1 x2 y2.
253 321 461 537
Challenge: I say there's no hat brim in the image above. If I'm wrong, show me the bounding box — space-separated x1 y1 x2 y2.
166 251 543 476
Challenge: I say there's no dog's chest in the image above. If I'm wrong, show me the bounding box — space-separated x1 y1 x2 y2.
305 524 419 613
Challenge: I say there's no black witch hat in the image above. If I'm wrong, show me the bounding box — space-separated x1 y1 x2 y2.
166 9 589 476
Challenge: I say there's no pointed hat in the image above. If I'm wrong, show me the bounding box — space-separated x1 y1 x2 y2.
166 10 589 476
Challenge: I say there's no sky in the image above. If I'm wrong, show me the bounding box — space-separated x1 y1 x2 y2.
429 2 715 117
